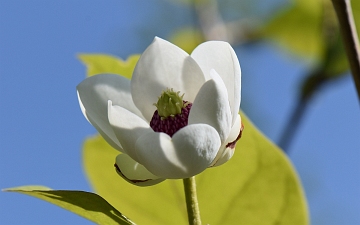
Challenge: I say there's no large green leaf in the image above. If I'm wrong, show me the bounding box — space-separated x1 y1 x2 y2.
198 114 308 224
3 186 135 225
83 136 186 224
83 113 308 225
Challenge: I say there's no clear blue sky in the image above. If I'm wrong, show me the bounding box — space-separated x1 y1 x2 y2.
1 1 359 224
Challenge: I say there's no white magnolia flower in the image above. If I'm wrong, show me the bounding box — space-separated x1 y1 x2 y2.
77 37 243 186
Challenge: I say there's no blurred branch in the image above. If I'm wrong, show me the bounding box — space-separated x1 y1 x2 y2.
331 0 360 102
278 98 309 152
192 0 258 44
278 1 351 152
193 0 230 42
278 69 327 152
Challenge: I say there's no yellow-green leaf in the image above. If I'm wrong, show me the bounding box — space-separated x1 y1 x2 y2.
260 0 359 63
83 136 187 224
77 54 140 79
259 0 325 60
352 0 360 38
83 113 309 225
4 186 135 225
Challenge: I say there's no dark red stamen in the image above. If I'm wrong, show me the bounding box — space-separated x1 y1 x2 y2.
150 101 192 137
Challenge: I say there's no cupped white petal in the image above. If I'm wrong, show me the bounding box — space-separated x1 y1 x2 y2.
211 114 242 167
77 74 143 118
82 109 123 151
191 41 241 124
188 69 232 143
211 147 235 167
135 124 220 179
131 37 206 121
115 154 165 186
108 101 153 162
77 91 90 123
77 74 144 151
226 114 242 146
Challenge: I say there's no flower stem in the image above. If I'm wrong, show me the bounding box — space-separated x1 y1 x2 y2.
183 176 202 225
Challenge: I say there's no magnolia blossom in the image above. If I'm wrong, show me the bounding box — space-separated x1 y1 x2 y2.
77 37 243 186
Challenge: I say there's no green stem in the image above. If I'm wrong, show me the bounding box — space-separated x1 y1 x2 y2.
183 176 202 225
331 0 360 102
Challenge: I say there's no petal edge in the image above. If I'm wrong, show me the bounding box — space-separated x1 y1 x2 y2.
135 124 220 179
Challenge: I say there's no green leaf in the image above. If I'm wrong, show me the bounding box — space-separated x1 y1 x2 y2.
83 113 309 225
320 0 360 78
259 0 325 60
83 136 186 224
351 0 360 38
3 186 135 225
323 34 349 77
77 54 140 79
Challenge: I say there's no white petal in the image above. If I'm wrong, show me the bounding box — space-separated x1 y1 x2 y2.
108 101 153 162
135 124 220 179
77 91 90 123
211 147 235 167
83 110 123 151
188 69 232 143
211 114 242 167
191 41 241 124
77 74 144 151
115 154 165 186
131 37 206 121
77 74 143 118
226 114 242 146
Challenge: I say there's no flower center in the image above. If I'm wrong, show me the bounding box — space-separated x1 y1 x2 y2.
150 89 192 137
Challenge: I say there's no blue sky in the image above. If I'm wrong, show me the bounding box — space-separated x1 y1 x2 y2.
1 1 359 224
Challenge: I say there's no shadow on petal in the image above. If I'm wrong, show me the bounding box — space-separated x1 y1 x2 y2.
115 154 165 187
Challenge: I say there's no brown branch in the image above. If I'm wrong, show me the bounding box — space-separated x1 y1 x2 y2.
193 0 230 42
331 0 360 102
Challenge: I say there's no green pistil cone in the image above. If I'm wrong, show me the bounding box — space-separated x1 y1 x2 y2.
154 88 185 118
